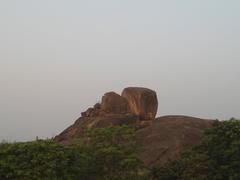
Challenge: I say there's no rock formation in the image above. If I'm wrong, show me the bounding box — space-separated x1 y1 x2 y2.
122 87 158 120
101 92 130 114
80 87 158 120
55 87 214 166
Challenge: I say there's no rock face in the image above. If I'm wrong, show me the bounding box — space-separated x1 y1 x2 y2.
137 116 213 166
101 92 130 114
55 115 213 166
55 114 140 142
122 87 158 120
55 87 214 166
80 87 158 120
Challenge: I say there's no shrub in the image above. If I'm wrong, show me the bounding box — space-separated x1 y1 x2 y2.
198 120 240 179
151 119 240 180
0 126 145 180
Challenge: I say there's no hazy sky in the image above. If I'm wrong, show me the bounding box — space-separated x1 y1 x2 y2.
1 1 240 141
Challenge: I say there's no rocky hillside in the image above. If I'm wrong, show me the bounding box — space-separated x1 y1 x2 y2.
55 87 214 166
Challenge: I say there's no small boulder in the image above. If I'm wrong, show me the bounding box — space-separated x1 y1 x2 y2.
101 92 130 114
81 107 94 117
94 103 101 109
122 87 158 120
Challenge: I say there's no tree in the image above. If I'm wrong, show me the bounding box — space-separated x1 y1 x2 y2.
0 126 145 180
151 119 240 180
77 125 145 180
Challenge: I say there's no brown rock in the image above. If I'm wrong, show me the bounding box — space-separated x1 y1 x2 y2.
122 87 158 120
81 104 102 117
54 87 215 166
137 116 214 166
55 115 214 167
94 103 101 109
54 114 140 142
101 92 130 114
88 108 95 116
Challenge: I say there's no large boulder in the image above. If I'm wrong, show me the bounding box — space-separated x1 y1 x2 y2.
122 87 158 120
101 92 130 114
55 87 215 167
55 115 214 166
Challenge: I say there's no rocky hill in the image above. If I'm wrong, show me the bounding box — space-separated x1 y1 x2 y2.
55 87 214 166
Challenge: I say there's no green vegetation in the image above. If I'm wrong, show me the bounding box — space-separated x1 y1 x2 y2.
152 119 240 180
0 126 145 180
1 120 240 180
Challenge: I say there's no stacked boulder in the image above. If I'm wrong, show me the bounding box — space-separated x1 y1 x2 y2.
81 87 158 121
55 87 158 142
55 87 215 167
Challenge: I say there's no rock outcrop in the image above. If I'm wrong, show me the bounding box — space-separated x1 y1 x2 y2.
80 87 158 120
122 87 158 120
137 116 213 166
55 87 214 166
101 92 130 114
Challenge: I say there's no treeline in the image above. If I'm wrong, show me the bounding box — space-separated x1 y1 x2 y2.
0 126 145 180
152 119 240 180
1 120 240 180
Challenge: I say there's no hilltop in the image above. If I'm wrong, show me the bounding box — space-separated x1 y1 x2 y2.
55 87 214 166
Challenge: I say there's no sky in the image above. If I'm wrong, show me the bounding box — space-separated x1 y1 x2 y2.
1 0 240 141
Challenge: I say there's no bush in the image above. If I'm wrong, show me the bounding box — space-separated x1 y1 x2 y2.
79 126 144 179
152 119 240 180
0 126 145 180
0 140 70 179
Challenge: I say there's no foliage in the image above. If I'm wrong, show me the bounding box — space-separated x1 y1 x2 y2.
0 126 145 180
0 140 70 180
3 120 240 179
152 119 240 180
72 125 145 180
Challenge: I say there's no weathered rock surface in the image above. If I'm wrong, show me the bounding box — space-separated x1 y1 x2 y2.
101 92 130 114
81 87 158 120
122 87 158 120
55 87 214 166
55 115 213 166
55 114 140 142
137 116 213 166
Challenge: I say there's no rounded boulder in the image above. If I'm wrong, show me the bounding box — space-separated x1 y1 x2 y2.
101 92 130 114
121 87 158 120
